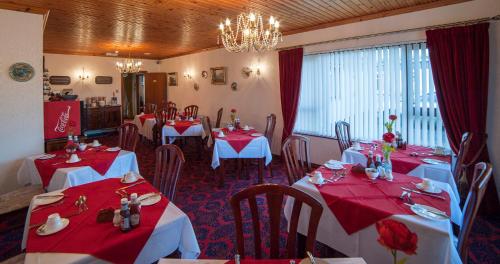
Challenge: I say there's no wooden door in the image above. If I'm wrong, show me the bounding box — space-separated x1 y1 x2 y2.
145 73 167 110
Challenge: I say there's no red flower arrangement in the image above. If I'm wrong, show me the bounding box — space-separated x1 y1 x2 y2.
389 114 398 121
231 109 237 113
383 132 395 143
376 219 418 264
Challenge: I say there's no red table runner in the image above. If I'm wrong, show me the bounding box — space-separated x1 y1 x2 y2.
215 129 257 153
139 113 155 125
313 165 451 235
166 119 201 135
26 178 169 264
34 147 120 188
358 142 451 174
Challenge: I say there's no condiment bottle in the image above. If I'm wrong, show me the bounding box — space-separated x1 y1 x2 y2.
119 198 131 232
367 150 375 169
130 193 141 228
375 155 382 168
113 209 121 227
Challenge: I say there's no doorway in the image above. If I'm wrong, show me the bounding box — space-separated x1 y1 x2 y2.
121 72 168 120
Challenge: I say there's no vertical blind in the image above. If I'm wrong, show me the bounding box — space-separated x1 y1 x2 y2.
294 43 449 148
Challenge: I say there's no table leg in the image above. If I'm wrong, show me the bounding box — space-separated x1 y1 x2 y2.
219 159 225 187
258 158 264 184
237 159 242 180
197 136 203 160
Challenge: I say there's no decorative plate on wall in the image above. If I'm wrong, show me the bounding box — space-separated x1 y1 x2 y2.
9 62 35 82
201 71 208 79
231 82 237 91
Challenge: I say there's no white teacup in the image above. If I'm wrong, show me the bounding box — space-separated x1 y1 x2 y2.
421 178 434 190
243 125 250 130
188 117 194 121
365 168 379 180
46 213 63 231
218 131 225 137
353 141 361 149
311 171 324 184
78 143 87 151
68 154 80 163
123 171 138 183
228 126 234 132
92 139 100 147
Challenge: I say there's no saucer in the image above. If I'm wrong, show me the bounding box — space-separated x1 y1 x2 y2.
324 161 344 170
251 133 264 137
35 193 64 206
37 154 56 160
36 218 70 236
138 192 161 206
106 147 121 152
65 158 81 164
416 183 442 194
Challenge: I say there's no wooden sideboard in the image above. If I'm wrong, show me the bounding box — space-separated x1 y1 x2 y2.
82 105 122 131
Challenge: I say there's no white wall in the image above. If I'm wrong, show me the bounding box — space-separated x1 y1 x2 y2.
160 0 500 196
43 53 160 103
0 10 44 194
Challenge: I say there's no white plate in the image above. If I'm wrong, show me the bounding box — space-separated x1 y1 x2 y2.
351 146 364 151
359 140 373 144
251 133 264 137
65 158 81 164
36 154 56 160
324 163 344 170
35 193 64 206
410 204 448 221
106 147 121 152
138 192 161 206
416 183 442 194
422 158 449 165
121 175 140 184
36 218 70 236
89 143 102 147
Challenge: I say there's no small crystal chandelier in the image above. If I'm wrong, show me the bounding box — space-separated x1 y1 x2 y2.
116 52 142 76
218 12 283 53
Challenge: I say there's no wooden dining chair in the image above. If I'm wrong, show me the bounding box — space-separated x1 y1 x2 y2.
118 123 139 152
457 162 493 263
335 121 352 155
153 144 186 201
166 101 176 109
230 184 323 259
282 135 312 185
452 132 473 187
153 110 168 146
215 107 223 128
184 105 199 119
264 114 277 177
165 107 177 120
144 103 157 114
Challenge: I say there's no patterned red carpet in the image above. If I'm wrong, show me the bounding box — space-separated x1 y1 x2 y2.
0 135 499 263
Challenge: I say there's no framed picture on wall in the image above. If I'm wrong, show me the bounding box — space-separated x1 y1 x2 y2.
167 72 178 86
210 67 227 85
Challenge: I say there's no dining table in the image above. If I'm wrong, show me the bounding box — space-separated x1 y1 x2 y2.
161 118 206 145
22 178 200 263
284 162 463 264
133 113 157 141
341 142 459 200
17 146 139 192
211 128 273 186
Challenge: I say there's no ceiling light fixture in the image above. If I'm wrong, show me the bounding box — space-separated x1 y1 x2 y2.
218 12 282 52
116 51 142 76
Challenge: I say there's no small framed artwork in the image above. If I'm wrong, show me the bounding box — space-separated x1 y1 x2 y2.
167 72 178 86
95 76 113 84
210 67 227 85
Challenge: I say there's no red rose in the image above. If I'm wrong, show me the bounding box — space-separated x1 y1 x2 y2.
383 132 395 143
389 114 397 121
376 219 418 255
231 109 237 113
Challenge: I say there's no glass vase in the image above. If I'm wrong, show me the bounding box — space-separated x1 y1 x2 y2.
382 151 393 181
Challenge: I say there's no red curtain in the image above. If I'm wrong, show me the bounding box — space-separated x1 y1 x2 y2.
279 48 304 143
426 23 498 213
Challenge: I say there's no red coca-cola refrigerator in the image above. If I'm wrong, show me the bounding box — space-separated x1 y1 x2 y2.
43 101 82 140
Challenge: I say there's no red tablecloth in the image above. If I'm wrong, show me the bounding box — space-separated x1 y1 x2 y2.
314 165 451 235
26 178 169 264
358 142 451 174
139 113 155 125
226 260 301 264
214 129 257 153
34 147 120 188
166 119 201 135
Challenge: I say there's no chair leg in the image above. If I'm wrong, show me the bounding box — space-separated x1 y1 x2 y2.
258 158 264 184
237 159 242 180
267 164 273 178
218 159 226 187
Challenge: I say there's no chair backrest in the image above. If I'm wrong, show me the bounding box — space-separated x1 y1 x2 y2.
457 162 493 263
184 105 199 119
335 121 352 154
230 184 323 259
202 116 213 147
153 144 186 201
282 135 312 185
452 132 473 184
264 114 277 147
166 101 176 109
118 123 139 152
155 110 167 127
145 103 157 114
165 107 177 120
216 107 223 128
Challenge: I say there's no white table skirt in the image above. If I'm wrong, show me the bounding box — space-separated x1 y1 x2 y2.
341 148 459 200
133 114 157 141
284 176 463 264
162 124 206 145
17 151 139 192
22 191 201 263
211 136 273 169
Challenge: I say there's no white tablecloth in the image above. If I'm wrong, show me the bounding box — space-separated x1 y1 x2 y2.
284 175 463 264
211 136 273 169
17 151 139 192
22 190 200 263
162 124 206 145
133 114 157 141
341 148 459 200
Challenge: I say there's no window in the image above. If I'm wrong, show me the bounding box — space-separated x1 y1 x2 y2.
294 43 449 148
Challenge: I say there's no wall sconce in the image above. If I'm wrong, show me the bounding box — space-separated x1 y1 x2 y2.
241 65 261 78
183 72 192 79
78 67 89 80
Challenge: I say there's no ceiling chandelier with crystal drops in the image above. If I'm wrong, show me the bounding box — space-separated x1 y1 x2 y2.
116 52 142 76
218 12 283 53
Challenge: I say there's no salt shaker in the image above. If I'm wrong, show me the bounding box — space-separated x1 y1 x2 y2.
234 254 240 264
113 209 121 227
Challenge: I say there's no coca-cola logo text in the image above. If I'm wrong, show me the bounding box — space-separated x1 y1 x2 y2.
54 106 71 133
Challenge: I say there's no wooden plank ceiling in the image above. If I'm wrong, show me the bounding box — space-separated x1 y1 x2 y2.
1 0 469 59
